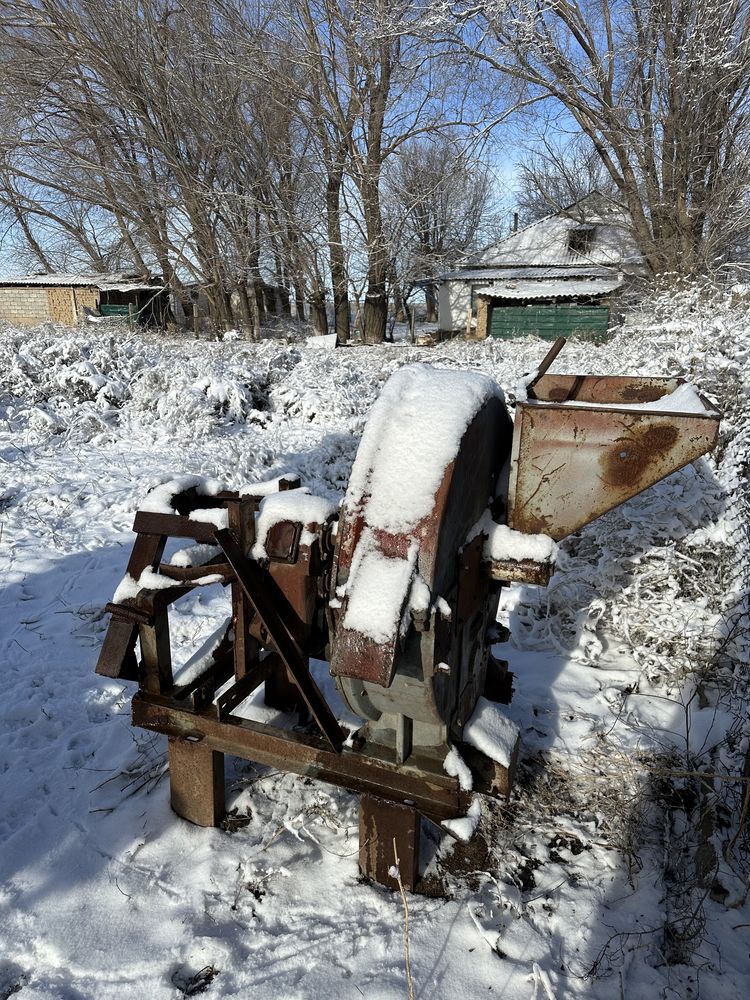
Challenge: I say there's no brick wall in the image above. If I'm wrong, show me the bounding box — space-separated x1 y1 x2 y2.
0 287 52 326
73 287 100 318
46 286 77 325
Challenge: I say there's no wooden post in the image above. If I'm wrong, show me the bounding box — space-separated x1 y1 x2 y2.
137 603 172 694
465 295 474 340
359 793 421 892
168 738 225 827
475 296 491 340
228 498 256 680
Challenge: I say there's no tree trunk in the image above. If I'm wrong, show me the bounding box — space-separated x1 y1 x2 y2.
392 281 407 323
363 285 387 344
424 283 438 323
254 278 266 322
308 289 328 335
333 293 350 343
237 281 260 340
361 167 388 343
293 281 306 322
326 169 350 344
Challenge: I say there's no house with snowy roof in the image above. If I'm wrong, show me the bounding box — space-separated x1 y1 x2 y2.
437 192 646 340
0 272 168 327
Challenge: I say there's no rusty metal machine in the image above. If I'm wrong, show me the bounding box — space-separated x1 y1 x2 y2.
96 339 720 892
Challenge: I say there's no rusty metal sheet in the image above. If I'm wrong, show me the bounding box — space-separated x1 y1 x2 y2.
531 374 683 405
359 793 421 891
507 396 720 539
265 520 301 562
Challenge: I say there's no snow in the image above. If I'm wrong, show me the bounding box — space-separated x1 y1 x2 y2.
0 271 160 290
443 746 473 791
112 566 177 603
140 474 224 514
442 797 482 842
169 543 221 568
407 573 431 613
1 288 749 999
515 367 538 402
173 617 232 686
252 489 336 560
187 507 229 529
470 192 641 268
338 363 502 646
341 531 417 643
463 697 520 769
343 363 503 534
473 277 622 299
485 523 557 563
641 381 711 414
239 473 299 496
305 333 337 349
432 596 452 618
468 510 558 563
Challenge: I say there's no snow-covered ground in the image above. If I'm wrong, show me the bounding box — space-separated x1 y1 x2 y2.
1 289 748 999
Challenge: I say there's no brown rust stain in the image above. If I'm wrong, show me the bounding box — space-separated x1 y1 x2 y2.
619 385 666 403
602 423 680 487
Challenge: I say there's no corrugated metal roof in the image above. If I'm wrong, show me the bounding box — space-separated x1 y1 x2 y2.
464 193 644 269
440 264 616 281
0 272 161 291
474 278 622 300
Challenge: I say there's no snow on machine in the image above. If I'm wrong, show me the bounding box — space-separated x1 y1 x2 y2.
96 339 720 892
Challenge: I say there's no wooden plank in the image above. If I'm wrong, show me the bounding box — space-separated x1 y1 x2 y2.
228 499 256 680
95 532 167 678
95 618 139 680
138 605 172 694
215 528 345 753
359 794 421 891
133 510 220 542
459 738 520 799
168 738 225 827
132 693 466 819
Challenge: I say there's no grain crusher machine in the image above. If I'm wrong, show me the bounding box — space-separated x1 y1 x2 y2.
96 340 720 892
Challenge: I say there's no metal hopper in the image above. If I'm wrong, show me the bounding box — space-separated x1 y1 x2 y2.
506 351 721 540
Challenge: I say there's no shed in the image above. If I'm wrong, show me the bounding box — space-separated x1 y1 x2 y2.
0 272 168 328
437 192 646 340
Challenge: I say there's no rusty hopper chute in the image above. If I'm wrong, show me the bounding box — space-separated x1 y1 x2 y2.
507 372 720 539
95 340 720 893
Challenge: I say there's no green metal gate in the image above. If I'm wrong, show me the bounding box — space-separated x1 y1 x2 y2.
99 304 132 318
490 302 610 340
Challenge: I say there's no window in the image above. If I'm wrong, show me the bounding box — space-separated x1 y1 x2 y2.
568 225 596 256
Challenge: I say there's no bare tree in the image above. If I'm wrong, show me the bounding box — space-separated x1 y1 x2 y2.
515 132 619 224
0 0 512 337
384 136 495 320
442 1 750 276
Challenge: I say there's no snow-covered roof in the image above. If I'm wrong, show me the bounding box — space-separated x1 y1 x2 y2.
473 277 622 300
467 192 643 269
0 272 161 291
441 264 616 281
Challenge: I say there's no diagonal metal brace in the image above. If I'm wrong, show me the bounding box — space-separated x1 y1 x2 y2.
214 528 345 753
